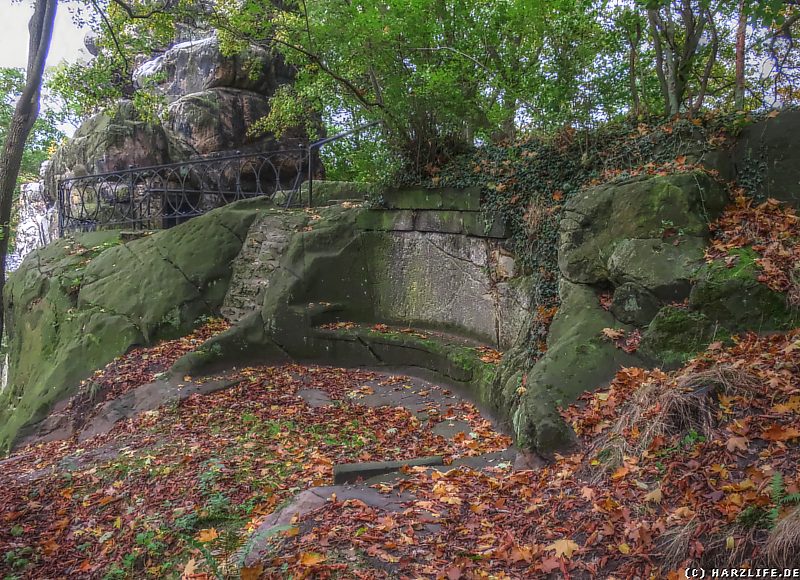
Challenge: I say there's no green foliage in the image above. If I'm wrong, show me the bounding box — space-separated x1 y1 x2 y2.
212 0 611 170
738 471 800 530
34 0 800 175
1 67 65 252
1 68 65 182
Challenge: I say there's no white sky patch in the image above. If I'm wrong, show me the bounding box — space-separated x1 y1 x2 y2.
0 1 89 70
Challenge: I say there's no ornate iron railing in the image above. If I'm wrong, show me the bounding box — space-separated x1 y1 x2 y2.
57 147 310 235
57 121 382 236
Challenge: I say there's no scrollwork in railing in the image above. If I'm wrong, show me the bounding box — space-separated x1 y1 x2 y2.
57 147 309 236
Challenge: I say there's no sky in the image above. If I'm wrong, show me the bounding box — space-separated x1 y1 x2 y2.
0 1 89 71
1 1 90 134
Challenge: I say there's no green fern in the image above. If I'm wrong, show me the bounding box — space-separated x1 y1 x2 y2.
739 472 800 530
770 472 786 504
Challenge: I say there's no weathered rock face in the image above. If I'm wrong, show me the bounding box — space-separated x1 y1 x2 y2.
361 231 530 348
45 33 309 205
0 199 271 453
134 36 293 101
44 101 190 202
167 88 303 155
505 172 730 451
559 172 726 286
7 182 57 271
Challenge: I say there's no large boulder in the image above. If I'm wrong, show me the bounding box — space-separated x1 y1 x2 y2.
511 281 643 451
559 172 727 285
0 198 271 453
504 172 728 453
44 101 190 201
133 36 293 101
607 237 706 302
167 88 306 155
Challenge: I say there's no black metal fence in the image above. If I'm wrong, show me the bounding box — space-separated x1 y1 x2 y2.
56 121 382 236
57 147 310 235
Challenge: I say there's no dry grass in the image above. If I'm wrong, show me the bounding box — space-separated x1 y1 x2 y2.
789 265 800 308
656 521 698 571
765 506 800 568
584 365 760 481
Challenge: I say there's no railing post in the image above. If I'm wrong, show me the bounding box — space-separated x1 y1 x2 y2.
57 180 64 238
307 145 314 208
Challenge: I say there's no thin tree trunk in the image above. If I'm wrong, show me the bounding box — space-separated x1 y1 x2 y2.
0 0 57 341
628 22 641 118
692 9 719 114
734 0 747 110
648 9 672 116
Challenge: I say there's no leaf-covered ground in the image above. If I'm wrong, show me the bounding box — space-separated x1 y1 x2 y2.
0 332 509 579
247 330 800 579
239 197 800 578
3 193 800 579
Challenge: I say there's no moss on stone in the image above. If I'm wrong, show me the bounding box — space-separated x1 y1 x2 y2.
689 248 799 332
639 306 726 369
1 200 269 452
378 187 481 211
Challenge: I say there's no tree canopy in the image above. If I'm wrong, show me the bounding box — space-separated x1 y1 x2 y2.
36 0 800 175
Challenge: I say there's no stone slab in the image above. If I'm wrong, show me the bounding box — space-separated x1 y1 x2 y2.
356 209 415 231
333 455 444 484
240 485 414 568
297 388 333 408
77 377 240 442
357 209 508 238
380 187 481 211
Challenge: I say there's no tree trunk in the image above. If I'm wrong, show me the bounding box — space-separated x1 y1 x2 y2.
628 22 641 118
648 9 672 117
0 0 57 341
734 0 747 110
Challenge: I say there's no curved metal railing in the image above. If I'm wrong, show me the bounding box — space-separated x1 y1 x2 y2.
57 148 309 235
56 121 382 236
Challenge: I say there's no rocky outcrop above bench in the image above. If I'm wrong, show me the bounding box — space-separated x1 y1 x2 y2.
133 35 293 101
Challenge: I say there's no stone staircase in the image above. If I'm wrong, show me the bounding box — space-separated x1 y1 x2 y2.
220 213 295 323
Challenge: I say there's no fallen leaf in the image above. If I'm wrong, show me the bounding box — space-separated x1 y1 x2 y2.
726 436 749 453
196 528 218 543
601 328 625 340
299 552 327 567
644 487 663 503
760 425 800 441
545 538 579 559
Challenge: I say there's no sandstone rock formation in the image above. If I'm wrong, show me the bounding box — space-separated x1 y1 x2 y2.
133 36 293 101
45 34 310 204
1 199 272 452
8 181 57 272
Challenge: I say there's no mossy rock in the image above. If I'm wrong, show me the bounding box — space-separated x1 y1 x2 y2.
378 187 481 211
689 248 799 332
607 236 705 301
1 199 270 453
639 306 725 369
1 231 140 453
510 281 643 452
559 172 727 284
45 100 189 200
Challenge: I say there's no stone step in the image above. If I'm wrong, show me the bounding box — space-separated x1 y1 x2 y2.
221 213 295 323
332 456 444 484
